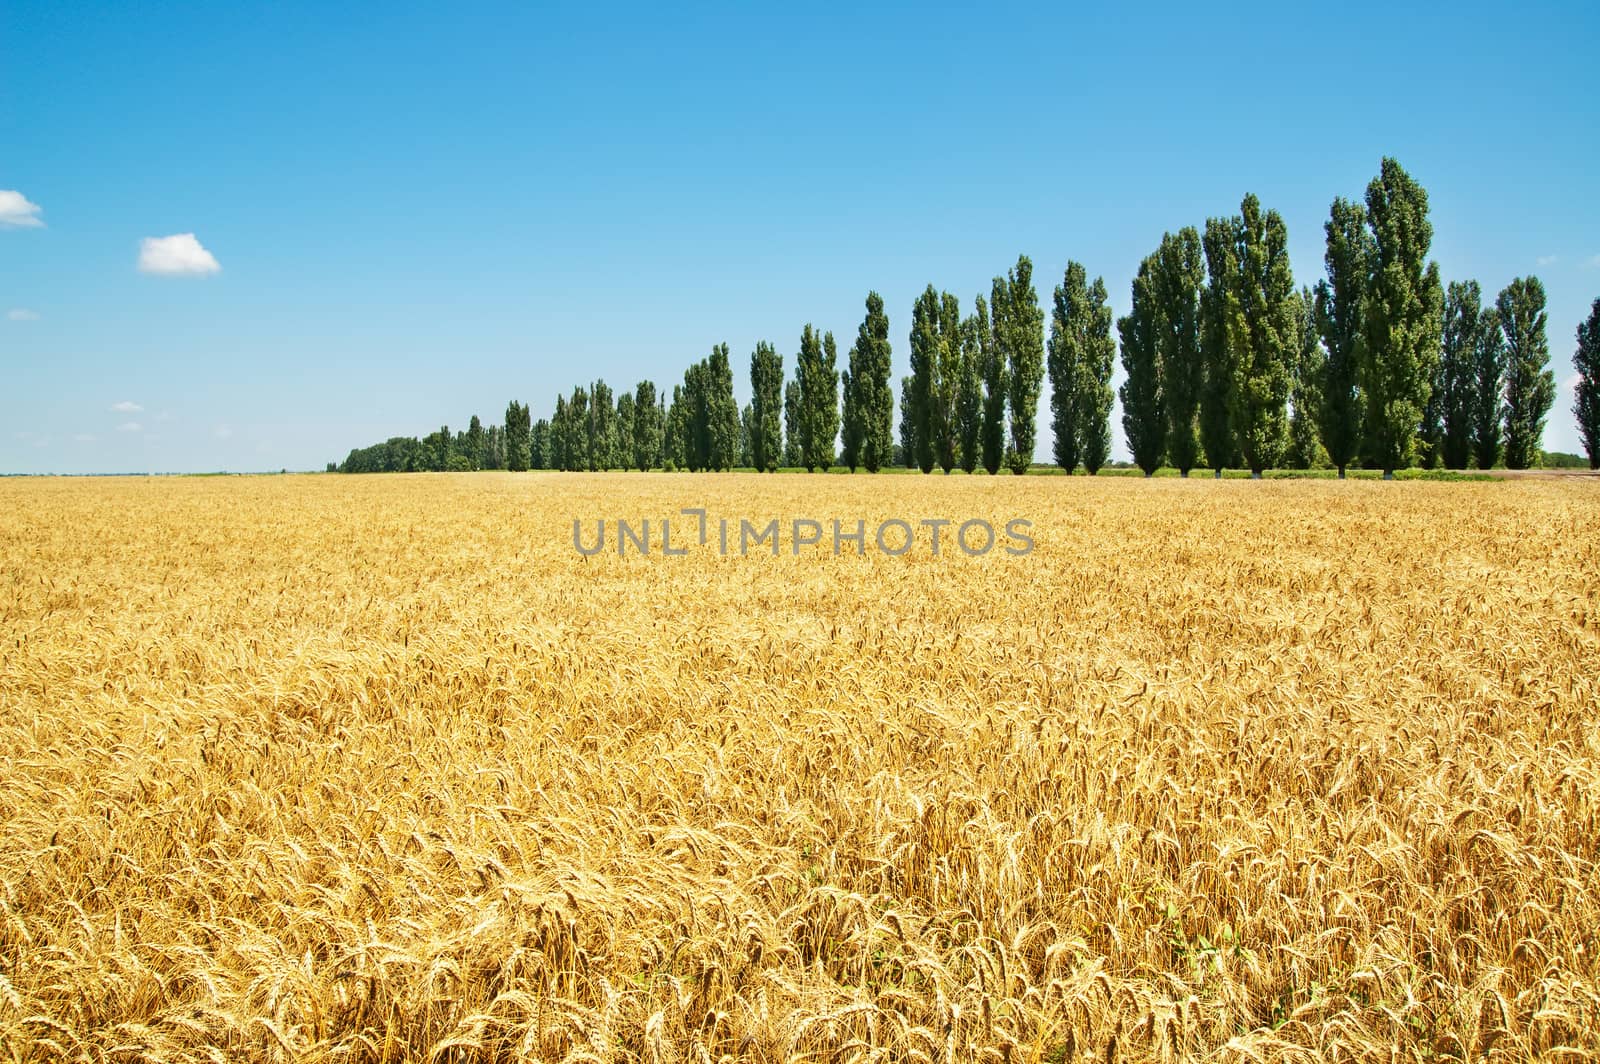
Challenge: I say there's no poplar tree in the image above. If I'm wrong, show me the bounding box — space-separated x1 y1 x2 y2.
504 399 530 472
1048 261 1116 475
528 420 546 470
1285 287 1324 469
568 386 591 472
999 255 1044 473
934 291 963 472
706 343 739 471
632 380 662 471
978 289 1007 474
795 326 838 471
1359 157 1444 476
1154 229 1204 475
1575 299 1600 469
1313 197 1373 477
1498 276 1555 470
550 395 569 471
784 379 802 467
466 415 485 470
750 342 783 472
589 380 614 471
909 288 940 473
615 392 635 470
898 376 916 468
857 292 894 472
1472 307 1507 469
1438 282 1485 469
1228 194 1295 476
1119 255 1165 476
1200 216 1240 476
840 360 861 472
956 298 985 473
665 385 688 470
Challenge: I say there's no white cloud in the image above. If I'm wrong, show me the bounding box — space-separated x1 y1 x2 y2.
1537 255 1559 267
117 421 142 433
214 424 234 439
111 400 143 413
0 190 44 228
7 308 39 321
1585 254 1600 271
73 433 97 443
138 233 221 276
1565 372 1584 391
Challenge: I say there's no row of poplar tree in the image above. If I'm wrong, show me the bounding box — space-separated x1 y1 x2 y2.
336 157 1600 476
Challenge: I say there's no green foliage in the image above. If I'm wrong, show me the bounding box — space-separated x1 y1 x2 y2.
1153 230 1205 475
614 392 635 471
465 415 485 471
529 418 549 470
1437 281 1484 470
632 381 662 471
1313 196 1372 476
858 293 895 473
795 325 839 471
956 297 986 474
1498 276 1555 470
784 379 802 468
908 286 939 473
504 400 531 472
1050 261 1116 474
1200 217 1239 476
1228 194 1295 475
1575 299 1600 469
749 342 784 473
1358 157 1444 475
589 380 614 471
996 255 1045 474
1472 307 1507 470
567 386 591 472
979 286 1007 475
1285 288 1326 469
705 343 740 471
1119 255 1165 476
897 376 916 469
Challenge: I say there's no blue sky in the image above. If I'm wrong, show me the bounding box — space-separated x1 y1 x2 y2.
3 1 1597 473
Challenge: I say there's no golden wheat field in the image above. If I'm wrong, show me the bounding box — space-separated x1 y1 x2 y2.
2 473 1598 1063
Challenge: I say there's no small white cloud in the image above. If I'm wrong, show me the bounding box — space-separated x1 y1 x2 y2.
1585 254 1600 271
138 233 221 276
1537 255 1559 267
0 190 44 228
117 421 142 433
111 400 143 413
7 308 39 321
73 433 97 443
214 424 234 439
1565 372 1584 391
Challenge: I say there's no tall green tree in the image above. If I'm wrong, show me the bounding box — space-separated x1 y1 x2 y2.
1200 216 1240 476
956 298 985 473
934 292 963 472
589 380 614 471
550 395 569 471
784 379 802 467
898 376 916 468
908 286 940 473
997 255 1044 473
1313 197 1373 477
1438 281 1485 469
1359 157 1444 476
1119 255 1165 476
632 380 662 471
504 400 530 472
1285 287 1325 469
705 343 740 471
664 385 688 470
568 386 591 472
739 402 755 468
530 418 549 470
749 342 784 473
466 415 485 471
853 292 894 472
1049 261 1115 474
795 325 838 471
1497 276 1555 470
978 289 1007 474
1575 299 1600 470
1472 307 1507 469
840 360 861 472
1153 229 1205 475
615 392 635 470
1227 194 1295 476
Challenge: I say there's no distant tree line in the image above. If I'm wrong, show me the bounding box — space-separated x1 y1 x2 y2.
336 158 1598 475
